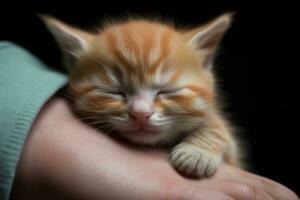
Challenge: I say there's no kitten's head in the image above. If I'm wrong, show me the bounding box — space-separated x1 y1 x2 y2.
41 14 232 145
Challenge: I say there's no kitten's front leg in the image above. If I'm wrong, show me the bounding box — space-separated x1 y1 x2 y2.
170 129 224 177
170 113 238 178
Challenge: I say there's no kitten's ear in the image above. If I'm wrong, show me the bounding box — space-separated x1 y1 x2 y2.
185 13 233 69
39 15 94 55
39 15 94 70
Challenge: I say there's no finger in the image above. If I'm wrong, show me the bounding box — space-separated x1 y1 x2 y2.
203 180 274 200
216 165 299 200
164 185 235 200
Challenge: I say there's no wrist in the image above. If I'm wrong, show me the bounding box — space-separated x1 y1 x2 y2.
11 97 70 199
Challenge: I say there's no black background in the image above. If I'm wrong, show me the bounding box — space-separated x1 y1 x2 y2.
1 1 298 195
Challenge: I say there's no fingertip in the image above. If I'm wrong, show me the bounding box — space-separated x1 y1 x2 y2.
259 178 299 200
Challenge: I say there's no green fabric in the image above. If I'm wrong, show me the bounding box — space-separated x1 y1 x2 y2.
0 41 67 200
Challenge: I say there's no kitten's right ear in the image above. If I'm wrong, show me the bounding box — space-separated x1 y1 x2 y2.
184 13 233 69
39 14 94 70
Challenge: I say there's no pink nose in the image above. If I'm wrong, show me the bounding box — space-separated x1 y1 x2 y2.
129 111 152 123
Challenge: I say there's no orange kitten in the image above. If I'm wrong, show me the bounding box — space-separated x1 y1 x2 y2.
41 13 242 177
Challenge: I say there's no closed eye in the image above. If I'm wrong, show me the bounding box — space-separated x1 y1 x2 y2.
157 87 182 95
106 90 126 97
95 86 126 98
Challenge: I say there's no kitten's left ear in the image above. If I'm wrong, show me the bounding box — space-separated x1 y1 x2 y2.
39 14 94 55
185 13 233 69
39 14 95 71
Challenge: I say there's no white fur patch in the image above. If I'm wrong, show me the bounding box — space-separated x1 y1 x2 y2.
177 88 194 96
150 112 163 121
128 90 155 114
170 143 222 177
192 97 207 110
175 75 195 87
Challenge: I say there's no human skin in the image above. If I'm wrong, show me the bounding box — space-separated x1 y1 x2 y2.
10 98 298 200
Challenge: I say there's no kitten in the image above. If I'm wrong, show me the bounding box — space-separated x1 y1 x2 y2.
41 13 242 177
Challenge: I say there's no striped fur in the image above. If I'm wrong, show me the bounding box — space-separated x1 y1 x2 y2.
42 13 242 177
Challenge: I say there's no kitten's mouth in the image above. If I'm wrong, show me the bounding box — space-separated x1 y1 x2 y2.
116 122 161 135
124 127 160 135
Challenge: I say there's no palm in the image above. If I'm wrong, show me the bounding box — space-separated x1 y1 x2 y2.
11 98 298 200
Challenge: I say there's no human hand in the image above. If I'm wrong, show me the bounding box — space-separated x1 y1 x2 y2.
11 98 299 200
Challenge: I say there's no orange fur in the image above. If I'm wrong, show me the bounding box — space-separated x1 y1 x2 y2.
42 13 242 177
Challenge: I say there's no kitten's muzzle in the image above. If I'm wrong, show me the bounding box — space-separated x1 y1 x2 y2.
129 110 153 124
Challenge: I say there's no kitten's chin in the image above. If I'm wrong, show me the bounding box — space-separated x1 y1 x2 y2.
117 129 161 144
122 133 165 145
113 123 172 145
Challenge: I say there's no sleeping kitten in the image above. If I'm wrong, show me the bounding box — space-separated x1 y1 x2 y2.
41 13 241 177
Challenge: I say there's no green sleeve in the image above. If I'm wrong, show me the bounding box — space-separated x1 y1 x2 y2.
0 41 67 200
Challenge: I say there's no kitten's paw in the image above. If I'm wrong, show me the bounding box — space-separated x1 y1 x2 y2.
170 143 222 178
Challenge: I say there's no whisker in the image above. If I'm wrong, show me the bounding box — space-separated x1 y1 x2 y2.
85 121 106 126
173 127 187 135
97 124 114 134
77 116 102 120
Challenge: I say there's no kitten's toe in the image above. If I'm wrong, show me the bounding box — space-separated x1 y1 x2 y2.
170 143 222 178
